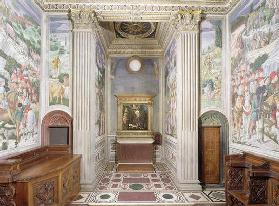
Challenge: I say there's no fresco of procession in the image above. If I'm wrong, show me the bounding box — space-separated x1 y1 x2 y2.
231 0 279 153
0 0 41 153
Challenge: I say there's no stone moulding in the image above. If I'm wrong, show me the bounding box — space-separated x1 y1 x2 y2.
35 0 240 15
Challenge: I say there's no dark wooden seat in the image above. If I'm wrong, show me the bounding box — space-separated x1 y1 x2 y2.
0 145 81 206
225 153 279 206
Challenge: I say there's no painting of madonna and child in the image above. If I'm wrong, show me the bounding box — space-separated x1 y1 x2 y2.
230 0 279 157
122 104 148 131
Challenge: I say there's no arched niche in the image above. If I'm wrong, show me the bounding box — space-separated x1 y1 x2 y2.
41 110 73 152
198 110 229 187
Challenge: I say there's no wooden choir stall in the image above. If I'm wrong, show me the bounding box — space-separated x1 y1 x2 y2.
225 152 279 205
115 95 155 172
0 111 81 206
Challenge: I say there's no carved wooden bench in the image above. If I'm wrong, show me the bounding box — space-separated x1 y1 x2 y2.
0 145 81 206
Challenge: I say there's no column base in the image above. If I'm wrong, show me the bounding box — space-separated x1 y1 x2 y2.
81 181 97 191
176 182 202 191
175 178 202 191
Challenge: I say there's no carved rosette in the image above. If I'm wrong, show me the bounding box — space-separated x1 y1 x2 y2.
171 10 202 32
0 184 16 206
69 9 99 30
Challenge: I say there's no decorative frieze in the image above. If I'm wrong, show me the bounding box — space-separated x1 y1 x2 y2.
35 0 241 15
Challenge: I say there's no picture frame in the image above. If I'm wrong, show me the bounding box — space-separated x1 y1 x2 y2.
115 94 154 138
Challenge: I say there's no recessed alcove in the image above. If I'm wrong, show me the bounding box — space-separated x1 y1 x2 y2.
41 110 73 152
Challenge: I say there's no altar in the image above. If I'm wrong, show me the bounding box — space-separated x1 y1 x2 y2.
115 95 155 171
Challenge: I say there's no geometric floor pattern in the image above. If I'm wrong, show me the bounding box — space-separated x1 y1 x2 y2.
70 163 226 205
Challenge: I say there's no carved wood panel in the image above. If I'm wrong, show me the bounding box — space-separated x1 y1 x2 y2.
33 178 58 206
249 178 268 204
42 110 73 150
227 167 244 191
0 184 15 206
271 179 279 206
227 194 244 206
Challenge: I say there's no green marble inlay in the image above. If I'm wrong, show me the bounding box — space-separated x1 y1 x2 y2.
129 183 144 190
100 194 111 199
162 194 174 199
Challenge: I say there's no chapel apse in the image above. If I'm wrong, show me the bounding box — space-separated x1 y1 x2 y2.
110 58 160 134
230 0 279 158
0 0 41 155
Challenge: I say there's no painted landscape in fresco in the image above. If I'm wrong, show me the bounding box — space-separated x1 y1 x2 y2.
0 0 41 153
230 0 279 156
96 41 106 136
49 16 71 107
165 40 177 137
200 19 223 110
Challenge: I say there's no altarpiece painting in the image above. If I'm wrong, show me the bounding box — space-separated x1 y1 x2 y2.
116 95 154 138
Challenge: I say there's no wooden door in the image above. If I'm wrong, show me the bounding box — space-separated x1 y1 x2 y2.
201 126 220 184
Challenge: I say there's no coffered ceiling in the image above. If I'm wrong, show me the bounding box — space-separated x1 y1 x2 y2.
36 0 240 56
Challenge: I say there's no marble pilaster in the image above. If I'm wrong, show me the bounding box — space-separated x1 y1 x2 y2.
70 9 98 190
173 10 202 191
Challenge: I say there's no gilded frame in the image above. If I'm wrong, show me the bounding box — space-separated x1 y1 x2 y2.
115 94 154 138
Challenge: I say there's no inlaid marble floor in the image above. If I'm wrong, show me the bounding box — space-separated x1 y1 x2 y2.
70 163 226 205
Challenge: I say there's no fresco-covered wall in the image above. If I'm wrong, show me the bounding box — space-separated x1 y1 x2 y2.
200 19 223 111
164 39 177 172
0 0 41 155
230 0 279 158
48 16 71 107
164 39 177 137
95 39 106 174
96 40 106 137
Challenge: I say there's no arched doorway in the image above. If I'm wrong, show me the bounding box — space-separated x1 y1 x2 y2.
198 111 229 187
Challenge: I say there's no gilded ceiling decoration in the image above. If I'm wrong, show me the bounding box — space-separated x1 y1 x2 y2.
114 22 157 39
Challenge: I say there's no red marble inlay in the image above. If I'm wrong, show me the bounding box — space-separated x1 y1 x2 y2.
161 178 171 183
123 178 150 183
112 179 121 182
154 184 162 188
118 192 156 202
101 178 110 183
111 184 118 188
151 174 157 178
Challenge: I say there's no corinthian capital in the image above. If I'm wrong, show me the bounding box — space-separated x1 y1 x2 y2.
172 10 202 32
69 9 98 30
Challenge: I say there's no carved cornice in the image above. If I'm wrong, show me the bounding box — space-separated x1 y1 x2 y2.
69 9 98 30
35 0 241 15
171 10 202 32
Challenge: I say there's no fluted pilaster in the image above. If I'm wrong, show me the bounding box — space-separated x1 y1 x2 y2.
70 9 98 190
174 10 202 191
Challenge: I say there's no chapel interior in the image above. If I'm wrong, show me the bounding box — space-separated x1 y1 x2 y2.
0 0 278 205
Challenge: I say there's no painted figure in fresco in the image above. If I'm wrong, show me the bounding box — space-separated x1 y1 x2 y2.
51 56 61 78
49 80 65 104
233 95 244 142
242 91 252 141
14 103 23 145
